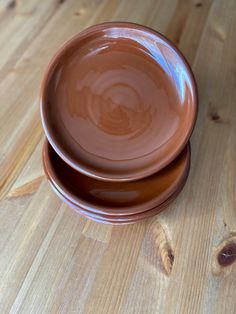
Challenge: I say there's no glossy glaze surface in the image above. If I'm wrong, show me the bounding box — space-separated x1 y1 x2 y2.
43 140 190 215
46 169 188 224
40 22 197 181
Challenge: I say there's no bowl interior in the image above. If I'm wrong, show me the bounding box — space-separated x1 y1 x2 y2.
46 176 185 223
41 22 197 181
43 140 190 214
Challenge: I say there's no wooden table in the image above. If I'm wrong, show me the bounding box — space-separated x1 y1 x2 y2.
1 0 236 313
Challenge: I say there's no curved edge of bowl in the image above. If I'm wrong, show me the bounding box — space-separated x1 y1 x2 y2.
42 139 191 215
40 22 198 182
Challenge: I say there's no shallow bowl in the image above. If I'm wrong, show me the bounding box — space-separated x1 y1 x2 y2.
40 22 197 182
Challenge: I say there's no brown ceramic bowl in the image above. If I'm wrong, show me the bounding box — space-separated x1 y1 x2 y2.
45 165 188 224
40 22 197 182
42 140 190 216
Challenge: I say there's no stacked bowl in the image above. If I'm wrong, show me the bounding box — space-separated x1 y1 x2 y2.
40 22 198 224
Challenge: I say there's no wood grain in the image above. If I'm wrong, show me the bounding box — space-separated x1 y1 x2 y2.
1 0 236 313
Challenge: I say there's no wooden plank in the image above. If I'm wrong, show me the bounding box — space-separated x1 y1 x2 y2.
0 0 109 198
162 0 236 313
120 218 173 313
0 0 60 81
179 0 214 64
9 203 87 314
8 138 44 198
83 223 147 314
0 181 62 313
1 0 236 313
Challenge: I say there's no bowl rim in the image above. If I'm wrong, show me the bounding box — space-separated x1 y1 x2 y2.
40 21 198 182
42 139 191 215
44 159 189 224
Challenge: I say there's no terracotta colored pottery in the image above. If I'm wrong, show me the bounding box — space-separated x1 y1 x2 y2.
40 22 197 182
46 168 188 224
42 140 190 217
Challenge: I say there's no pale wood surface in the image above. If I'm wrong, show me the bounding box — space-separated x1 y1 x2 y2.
0 0 236 313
